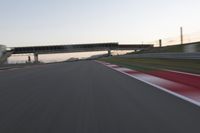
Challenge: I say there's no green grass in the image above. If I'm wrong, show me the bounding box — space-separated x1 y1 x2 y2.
99 57 200 74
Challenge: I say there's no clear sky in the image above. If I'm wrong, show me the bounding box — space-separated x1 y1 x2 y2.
0 0 200 47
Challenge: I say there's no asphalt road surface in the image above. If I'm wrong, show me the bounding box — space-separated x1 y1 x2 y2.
0 61 199 133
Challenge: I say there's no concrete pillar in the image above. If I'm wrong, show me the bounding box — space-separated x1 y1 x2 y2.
28 56 31 63
3 58 8 64
159 39 162 47
108 49 111 56
34 53 39 63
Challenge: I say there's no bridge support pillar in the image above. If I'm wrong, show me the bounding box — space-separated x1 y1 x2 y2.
159 39 162 47
108 49 111 56
34 53 39 63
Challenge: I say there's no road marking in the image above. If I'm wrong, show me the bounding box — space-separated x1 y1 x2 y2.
0 67 21 72
107 64 119 68
163 69 200 77
0 65 44 72
114 67 133 72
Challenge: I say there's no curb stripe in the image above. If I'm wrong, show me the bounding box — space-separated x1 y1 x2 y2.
96 61 200 107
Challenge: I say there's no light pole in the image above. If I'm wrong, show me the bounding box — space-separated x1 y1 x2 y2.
180 27 183 44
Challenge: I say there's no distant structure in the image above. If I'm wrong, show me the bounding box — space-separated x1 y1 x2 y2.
6 42 153 63
0 45 6 57
0 45 7 64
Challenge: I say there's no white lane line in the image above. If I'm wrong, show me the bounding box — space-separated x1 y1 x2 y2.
163 69 200 77
107 65 119 67
0 68 20 72
131 73 178 87
115 67 133 72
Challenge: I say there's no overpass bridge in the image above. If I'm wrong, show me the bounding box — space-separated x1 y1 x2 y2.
9 42 153 62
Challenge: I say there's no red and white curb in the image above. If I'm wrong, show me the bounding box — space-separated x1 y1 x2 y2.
97 61 200 107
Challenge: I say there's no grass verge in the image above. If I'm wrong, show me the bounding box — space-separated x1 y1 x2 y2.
99 57 200 74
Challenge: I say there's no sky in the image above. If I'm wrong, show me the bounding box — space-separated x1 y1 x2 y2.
0 0 200 47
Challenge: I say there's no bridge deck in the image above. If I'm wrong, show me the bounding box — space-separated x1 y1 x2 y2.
10 43 153 54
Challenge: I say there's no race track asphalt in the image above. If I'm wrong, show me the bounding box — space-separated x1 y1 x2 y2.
0 61 199 133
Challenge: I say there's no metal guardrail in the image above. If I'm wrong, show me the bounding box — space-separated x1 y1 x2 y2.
122 52 200 60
